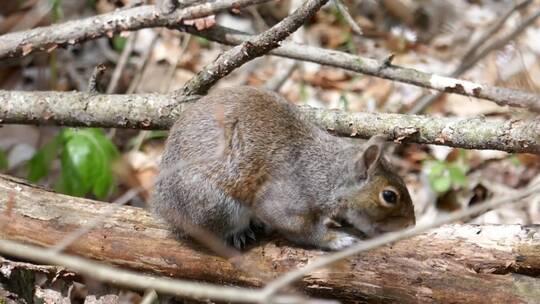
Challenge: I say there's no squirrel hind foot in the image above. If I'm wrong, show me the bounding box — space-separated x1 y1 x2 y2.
227 226 255 249
226 220 268 249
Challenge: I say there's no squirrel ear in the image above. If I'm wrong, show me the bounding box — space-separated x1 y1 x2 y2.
355 135 387 176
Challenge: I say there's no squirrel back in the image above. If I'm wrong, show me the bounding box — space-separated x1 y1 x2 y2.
152 86 415 250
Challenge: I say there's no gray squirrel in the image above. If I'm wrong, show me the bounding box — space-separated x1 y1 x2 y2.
152 86 415 250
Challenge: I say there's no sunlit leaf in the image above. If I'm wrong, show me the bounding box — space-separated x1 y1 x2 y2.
432 175 452 193
448 165 467 187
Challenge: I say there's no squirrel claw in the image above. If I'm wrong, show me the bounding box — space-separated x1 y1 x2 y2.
245 227 256 241
228 226 258 249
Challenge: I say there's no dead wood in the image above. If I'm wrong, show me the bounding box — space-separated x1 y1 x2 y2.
0 174 539 304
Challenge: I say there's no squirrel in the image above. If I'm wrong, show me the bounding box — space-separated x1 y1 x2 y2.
152 86 415 250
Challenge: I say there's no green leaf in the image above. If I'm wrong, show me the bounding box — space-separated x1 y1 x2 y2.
195 36 210 48
28 136 61 182
113 36 127 52
299 82 308 103
86 128 119 159
58 128 118 199
50 0 63 22
92 169 113 199
146 130 168 140
448 165 467 187
432 175 452 193
510 155 521 167
0 150 8 171
426 160 446 179
57 146 88 196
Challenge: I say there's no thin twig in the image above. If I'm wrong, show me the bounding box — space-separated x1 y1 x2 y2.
409 3 539 114
0 239 309 304
127 31 161 94
265 60 298 91
140 289 159 304
455 6 540 77
333 0 363 36
1 1 538 110
162 34 191 93
11 0 53 32
261 182 540 300
178 0 330 96
459 0 531 66
88 64 107 93
106 33 138 94
187 25 540 112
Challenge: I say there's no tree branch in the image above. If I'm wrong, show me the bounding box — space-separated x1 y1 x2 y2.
409 2 540 114
186 25 540 112
0 90 538 153
0 0 273 59
179 0 329 96
1 175 540 303
1 4 539 111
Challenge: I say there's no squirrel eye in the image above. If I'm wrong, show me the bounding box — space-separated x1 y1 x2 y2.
379 188 398 206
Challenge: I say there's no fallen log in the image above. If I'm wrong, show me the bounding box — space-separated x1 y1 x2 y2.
0 174 539 303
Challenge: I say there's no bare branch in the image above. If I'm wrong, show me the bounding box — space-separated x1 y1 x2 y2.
187 25 540 112
409 3 540 114
1 2 538 110
106 33 138 94
0 0 274 59
179 0 329 96
332 0 363 36
459 0 531 66
0 239 305 304
0 90 538 153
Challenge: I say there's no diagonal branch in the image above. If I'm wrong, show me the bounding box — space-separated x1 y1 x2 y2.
185 25 540 112
0 90 538 153
0 0 273 59
409 3 540 114
179 0 329 96
262 181 540 299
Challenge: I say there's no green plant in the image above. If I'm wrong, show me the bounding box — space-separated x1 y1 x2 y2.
50 0 63 22
424 154 468 195
194 36 211 48
338 93 349 111
0 149 8 171
113 36 127 52
28 128 119 199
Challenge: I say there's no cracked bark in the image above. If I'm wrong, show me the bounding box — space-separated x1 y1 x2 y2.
0 175 539 303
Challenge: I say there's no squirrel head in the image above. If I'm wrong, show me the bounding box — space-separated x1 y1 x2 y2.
335 135 415 237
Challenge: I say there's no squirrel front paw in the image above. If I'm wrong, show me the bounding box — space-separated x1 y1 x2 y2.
325 231 359 250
